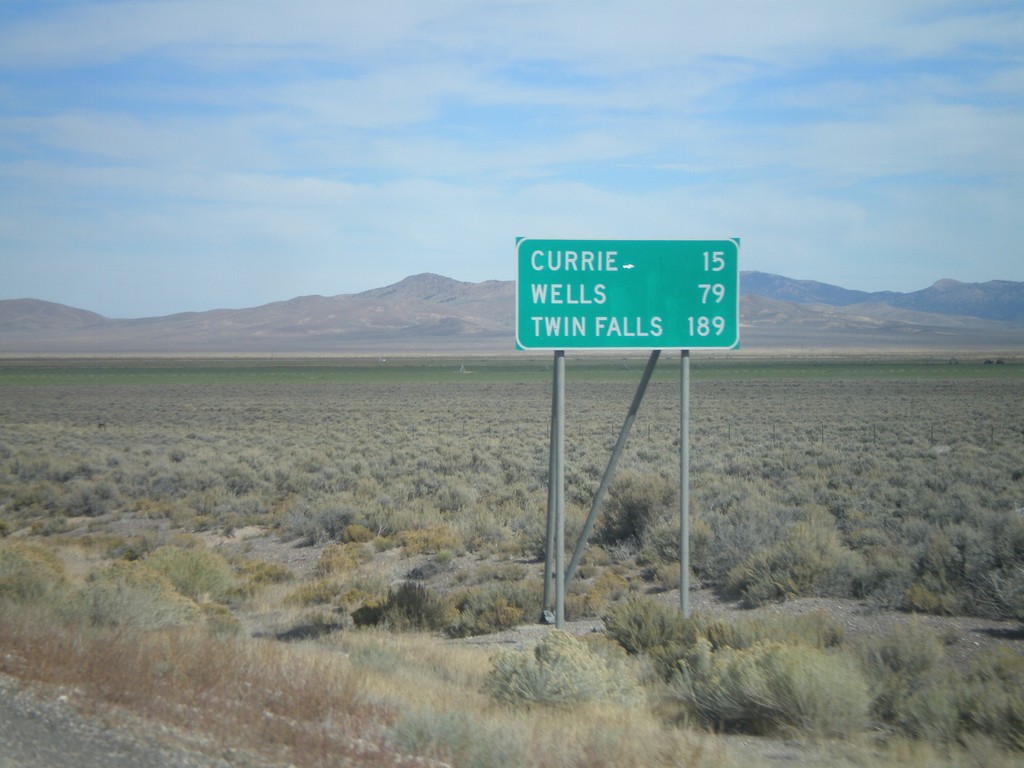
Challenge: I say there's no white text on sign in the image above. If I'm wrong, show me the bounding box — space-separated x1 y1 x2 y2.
530 250 618 272
530 316 664 338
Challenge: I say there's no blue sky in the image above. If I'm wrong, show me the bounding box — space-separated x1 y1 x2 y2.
1 1 1022 318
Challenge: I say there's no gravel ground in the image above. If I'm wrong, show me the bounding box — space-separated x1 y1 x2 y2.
0 676 278 768
450 585 1024 674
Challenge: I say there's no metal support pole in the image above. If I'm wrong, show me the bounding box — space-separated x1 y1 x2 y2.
680 350 691 617
542 356 558 617
554 350 566 628
566 349 660 586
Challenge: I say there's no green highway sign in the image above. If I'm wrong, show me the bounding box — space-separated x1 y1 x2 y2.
516 238 740 350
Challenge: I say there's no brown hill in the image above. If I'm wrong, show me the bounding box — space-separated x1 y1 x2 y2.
1 273 1021 355
0 299 106 333
742 272 1024 323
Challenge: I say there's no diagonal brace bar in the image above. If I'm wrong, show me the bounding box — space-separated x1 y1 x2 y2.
565 349 661 586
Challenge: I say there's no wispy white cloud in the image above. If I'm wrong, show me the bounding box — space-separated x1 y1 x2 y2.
1 1 1021 316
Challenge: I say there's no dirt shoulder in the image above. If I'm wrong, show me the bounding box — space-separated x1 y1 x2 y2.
0 675 275 768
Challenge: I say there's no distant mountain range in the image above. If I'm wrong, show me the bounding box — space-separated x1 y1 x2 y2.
1 272 1021 354
741 273 1024 323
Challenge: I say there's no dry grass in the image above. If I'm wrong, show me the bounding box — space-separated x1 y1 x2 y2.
0 596 731 768
1 595 1019 768
3 359 1021 622
1 356 1023 766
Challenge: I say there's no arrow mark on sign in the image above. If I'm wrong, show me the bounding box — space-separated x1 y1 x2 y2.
623 263 635 270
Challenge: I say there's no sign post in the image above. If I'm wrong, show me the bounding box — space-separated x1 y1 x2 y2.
680 349 691 617
518 238 739 625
